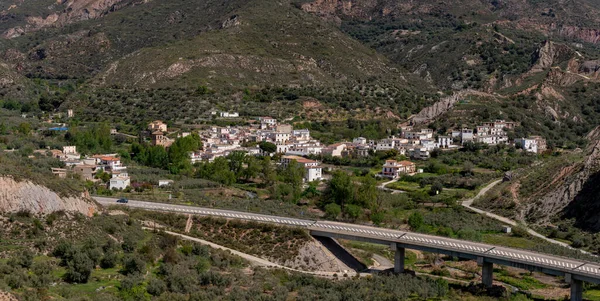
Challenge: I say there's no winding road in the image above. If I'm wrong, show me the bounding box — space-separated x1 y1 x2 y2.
461 179 573 249
377 179 404 194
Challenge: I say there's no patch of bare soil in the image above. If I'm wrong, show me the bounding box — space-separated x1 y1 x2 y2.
284 239 351 272
530 272 565 287
529 287 570 300
509 182 521 204
548 165 576 187
0 291 18 301
302 99 322 109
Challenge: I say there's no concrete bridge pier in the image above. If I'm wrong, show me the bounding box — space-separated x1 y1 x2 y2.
566 273 583 301
478 257 494 287
391 243 405 273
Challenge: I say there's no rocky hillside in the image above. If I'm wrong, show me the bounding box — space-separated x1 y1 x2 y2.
473 127 600 232
0 153 98 216
0 177 98 216
0 0 412 89
93 0 399 88
300 0 600 90
0 58 28 99
522 132 600 225
0 0 145 38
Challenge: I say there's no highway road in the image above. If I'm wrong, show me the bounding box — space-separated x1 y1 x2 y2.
94 196 600 284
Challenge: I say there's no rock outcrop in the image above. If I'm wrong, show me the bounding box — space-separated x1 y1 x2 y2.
411 92 466 124
2 0 142 39
558 26 600 45
530 41 575 73
545 68 585 87
0 291 18 301
523 128 600 225
0 177 98 216
411 90 493 124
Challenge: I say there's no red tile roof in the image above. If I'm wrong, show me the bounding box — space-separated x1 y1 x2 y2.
100 156 119 161
398 160 415 166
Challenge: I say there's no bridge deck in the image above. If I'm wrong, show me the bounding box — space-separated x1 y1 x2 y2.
94 197 600 284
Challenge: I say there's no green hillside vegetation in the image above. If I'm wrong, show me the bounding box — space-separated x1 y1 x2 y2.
329 0 600 90
427 87 600 149
0 152 85 197
0 211 453 300
341 15 544 89
94 0 400 88
0 0 244 79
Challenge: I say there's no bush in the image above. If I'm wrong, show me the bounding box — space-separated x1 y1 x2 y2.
344 204 362 220
53 241 74 262
147 277 167 296
511 226 529 238
457 229 482 242
64 251 93 283
370 211 385 225
163 248 181 265
122 255 146 276
324 203 341 219
6 274 24 289
100 251 118 269
121 235 137 253
429 181 444 196
408 212 424 230
16 250 34 268
572 238 584 249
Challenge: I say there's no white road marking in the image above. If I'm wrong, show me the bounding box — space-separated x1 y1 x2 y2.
104 198 600 281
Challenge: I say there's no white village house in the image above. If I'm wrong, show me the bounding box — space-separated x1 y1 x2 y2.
381 160 417 179
110 173 131 190
281 155 323 182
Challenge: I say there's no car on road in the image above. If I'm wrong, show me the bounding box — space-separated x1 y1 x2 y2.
116 198 128 204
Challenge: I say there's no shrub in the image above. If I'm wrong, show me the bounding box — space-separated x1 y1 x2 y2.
53 241 75 266
370 211 385 225
429 181 444 196
572 238 584 249
163 248 180 265
121 235 137 253
344 204 362 220
324 203 341 219
6 274 24 289
16 250 34 268
147 277 167 296
64 251 93 283
122 255 146 276
457 229 482 242
511 226 529 238
408 212 424 230
100 251 118 269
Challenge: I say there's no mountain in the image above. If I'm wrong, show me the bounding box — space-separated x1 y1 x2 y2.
3 0 600 252
0 0 413 88
0 0 249 79
92 0 399 88
1 0 600 134
299 0 600 89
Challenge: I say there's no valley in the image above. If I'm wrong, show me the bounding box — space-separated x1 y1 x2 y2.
2 0 600 300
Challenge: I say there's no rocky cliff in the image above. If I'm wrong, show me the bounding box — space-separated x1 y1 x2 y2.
530 41 575 73
523 128 600 227
0 177 98 216
558 26 600 45
411 90 493 124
